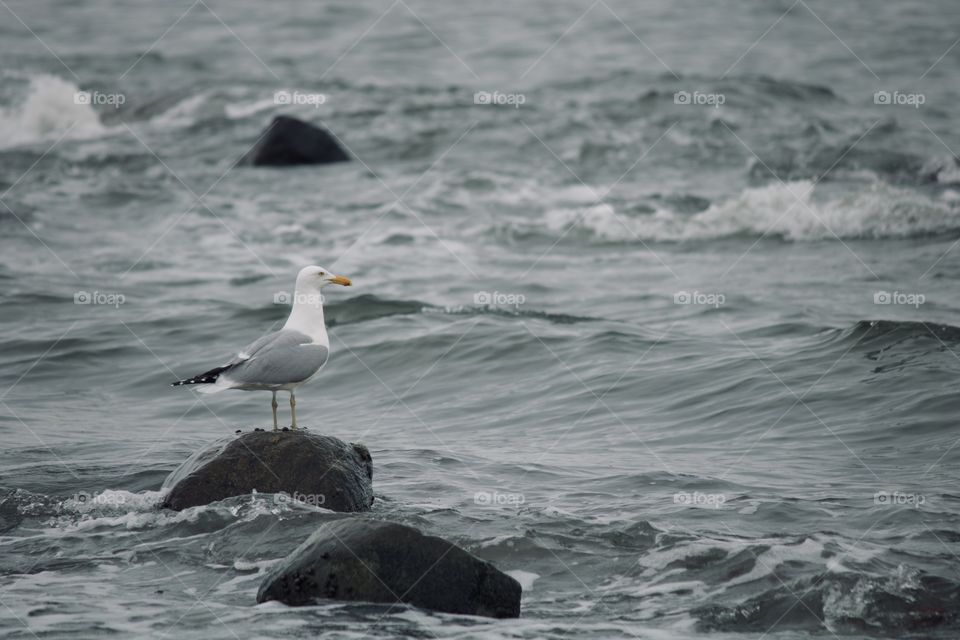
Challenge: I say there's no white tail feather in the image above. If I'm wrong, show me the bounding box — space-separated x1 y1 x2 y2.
195 378 232 394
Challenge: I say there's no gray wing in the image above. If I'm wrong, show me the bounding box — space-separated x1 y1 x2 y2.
224 329 329 386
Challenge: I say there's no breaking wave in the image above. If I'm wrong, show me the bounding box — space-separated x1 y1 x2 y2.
538 181 960 242
0 74 107 148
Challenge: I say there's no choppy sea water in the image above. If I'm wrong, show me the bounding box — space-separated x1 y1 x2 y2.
2 1 960 638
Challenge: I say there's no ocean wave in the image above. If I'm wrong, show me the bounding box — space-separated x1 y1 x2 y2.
696 566 957 634
535 180 960 242
319 294 597 327
44 490 329 534
436 304 597 325
747 135 960 186
628 530 960 635
841 319 960 345
0 75 107 149
0 486 327 532
224 96 277 120
0 76 265 152
324 294 430 327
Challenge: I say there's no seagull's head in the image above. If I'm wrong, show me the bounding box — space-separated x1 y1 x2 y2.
296 265 352 291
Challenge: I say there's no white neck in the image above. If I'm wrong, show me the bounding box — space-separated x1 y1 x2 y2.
282 290 329 346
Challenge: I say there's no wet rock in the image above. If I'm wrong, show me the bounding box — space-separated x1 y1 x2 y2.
0 490 25 534
257 519 522 618
240 115 350 166
160 430 372 512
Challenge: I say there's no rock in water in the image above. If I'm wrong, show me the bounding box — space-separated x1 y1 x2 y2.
240 115 350 166
257 519 522 618
161 431 373 512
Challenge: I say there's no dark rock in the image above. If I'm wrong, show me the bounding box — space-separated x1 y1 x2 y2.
257 519 522 618
240 115 350 167
0 491 24 534
160 431 373 512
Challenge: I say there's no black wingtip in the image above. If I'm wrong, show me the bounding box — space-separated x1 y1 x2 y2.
171 364 231 388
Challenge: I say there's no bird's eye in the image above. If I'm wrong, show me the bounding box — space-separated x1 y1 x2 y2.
318 272 325 276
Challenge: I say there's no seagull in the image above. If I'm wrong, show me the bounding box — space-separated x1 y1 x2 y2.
172 265 352 430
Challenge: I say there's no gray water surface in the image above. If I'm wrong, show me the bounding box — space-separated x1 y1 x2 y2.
2 1 960 637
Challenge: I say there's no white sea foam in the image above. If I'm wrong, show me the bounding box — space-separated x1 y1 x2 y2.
542 180 960 242
636 531 885 600
147 92 209 128
224 96 277 120
52 489 304 533
61 488 167 515
505 569 539 591
0 74 107 148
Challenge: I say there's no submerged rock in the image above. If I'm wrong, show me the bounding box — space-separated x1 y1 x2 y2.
160 430 373 512
240 115 350 166
257 519 522 618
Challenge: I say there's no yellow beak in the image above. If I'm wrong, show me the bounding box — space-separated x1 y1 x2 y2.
330 275 352 286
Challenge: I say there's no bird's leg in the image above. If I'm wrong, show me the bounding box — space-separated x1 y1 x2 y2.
271 391 278 431
289 391 297 430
